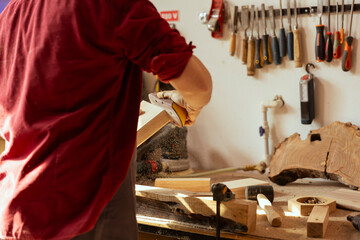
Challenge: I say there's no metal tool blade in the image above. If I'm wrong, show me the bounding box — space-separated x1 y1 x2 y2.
256 7 260 38
280 0 284 28
233 6 239 33
341 0 344 29
241 6 249 36
250 5 255 38
349 0 354 36
261 4 267 35
287 0 291 31
336 2 339 31
294 0 298 29
328 0 331 31
269 6 276 36
317 0 323 25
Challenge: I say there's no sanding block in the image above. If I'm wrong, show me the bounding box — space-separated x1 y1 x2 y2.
136 93 187 148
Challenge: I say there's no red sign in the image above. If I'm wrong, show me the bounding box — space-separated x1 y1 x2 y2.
160 10 179 21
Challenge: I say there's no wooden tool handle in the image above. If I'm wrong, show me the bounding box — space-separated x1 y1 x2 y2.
241 37 248 64
264 205 282 227
293 28 303 68
230 33 236 56
247 38 255 76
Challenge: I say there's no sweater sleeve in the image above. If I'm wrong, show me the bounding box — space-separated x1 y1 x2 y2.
114 0 194 82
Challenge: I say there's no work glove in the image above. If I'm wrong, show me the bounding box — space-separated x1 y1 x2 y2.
157 90 202 126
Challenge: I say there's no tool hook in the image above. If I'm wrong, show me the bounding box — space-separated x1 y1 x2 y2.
305 63 315 74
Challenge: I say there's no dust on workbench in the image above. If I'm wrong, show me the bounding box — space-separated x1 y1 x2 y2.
136 170 360 240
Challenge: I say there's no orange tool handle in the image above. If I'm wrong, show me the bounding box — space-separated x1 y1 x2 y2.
333 31 341 59
340 28 344 44
342 36 353 72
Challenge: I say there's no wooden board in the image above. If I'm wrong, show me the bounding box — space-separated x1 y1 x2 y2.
0 137 4 154
288 196 336 216
154 178 211 192
307 206 329 238
269 121 360 189
221 178 270 199
135 184 257 232
325 188 360 211
137 101 171 148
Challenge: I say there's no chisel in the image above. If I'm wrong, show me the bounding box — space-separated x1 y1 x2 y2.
293 0 302 67
230 6 239 56
261 4 272 64
255 7 263 68
279 0 287 57
342 0 354 72
269 6 281 65
315 0 325 62
247 5 255 76
333 2 341 59
340 0 344 44
287 0 294 61
325 0 333 62
240 6 249 64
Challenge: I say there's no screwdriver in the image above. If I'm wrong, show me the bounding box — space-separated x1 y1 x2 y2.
325 0 333 62
255 7 263 69
240 6 249 65
247 5 255 76
279 0 287 57
287 0 294 61
293 0 302 67
269 6 281 65
315 0 325 62
342 0 354 72
261 4 272 64
333 2 341 59
340 0 344 44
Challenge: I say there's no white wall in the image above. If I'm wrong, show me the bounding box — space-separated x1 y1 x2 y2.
150 0 360 169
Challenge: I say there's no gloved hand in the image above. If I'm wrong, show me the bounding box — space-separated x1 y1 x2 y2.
157 90 202 126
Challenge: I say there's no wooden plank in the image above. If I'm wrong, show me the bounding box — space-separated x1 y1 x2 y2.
154 178 211 192
307 206 329 238
137 101 171 148
325 188 360 211
135 185 257 232
221 178 269 199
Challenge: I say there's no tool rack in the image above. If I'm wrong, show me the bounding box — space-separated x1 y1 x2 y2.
242 3 360 18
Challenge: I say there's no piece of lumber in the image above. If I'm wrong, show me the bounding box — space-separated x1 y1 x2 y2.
288 196 336 216
307 206 330 238
325 188 360 211
221 178 270 199
269 121 360 189
154 178 211 192
135 184 257 232
137 101 172 148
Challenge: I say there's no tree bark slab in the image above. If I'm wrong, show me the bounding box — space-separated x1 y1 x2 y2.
269 121 360 189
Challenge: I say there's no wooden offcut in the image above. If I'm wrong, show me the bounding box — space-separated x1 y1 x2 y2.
325 188 360 211
307 206 330 238
154 178 211 192
222 178 270 199
288 196 336 216
269 121 360 189
137 101 173 148
135 184 257 232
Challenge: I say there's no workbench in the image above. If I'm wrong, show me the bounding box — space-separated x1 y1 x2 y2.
136 171 360 240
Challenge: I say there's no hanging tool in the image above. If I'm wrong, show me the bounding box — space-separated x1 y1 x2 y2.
347 214 360 231
247 5 255 76
211 183 235 240
342 0 354 72
293 0 302 67
300 63 315 125
255 7 263 68
229 6 238 56
287 0 294 61
240 6 249 64
315 0 326 62
325 0 333 62
269 6 281 65
333 2 341 59
261 4 272 64
340 0 344 44
279 0 287 57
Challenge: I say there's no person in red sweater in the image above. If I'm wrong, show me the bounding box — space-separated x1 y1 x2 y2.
0 0 212 239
